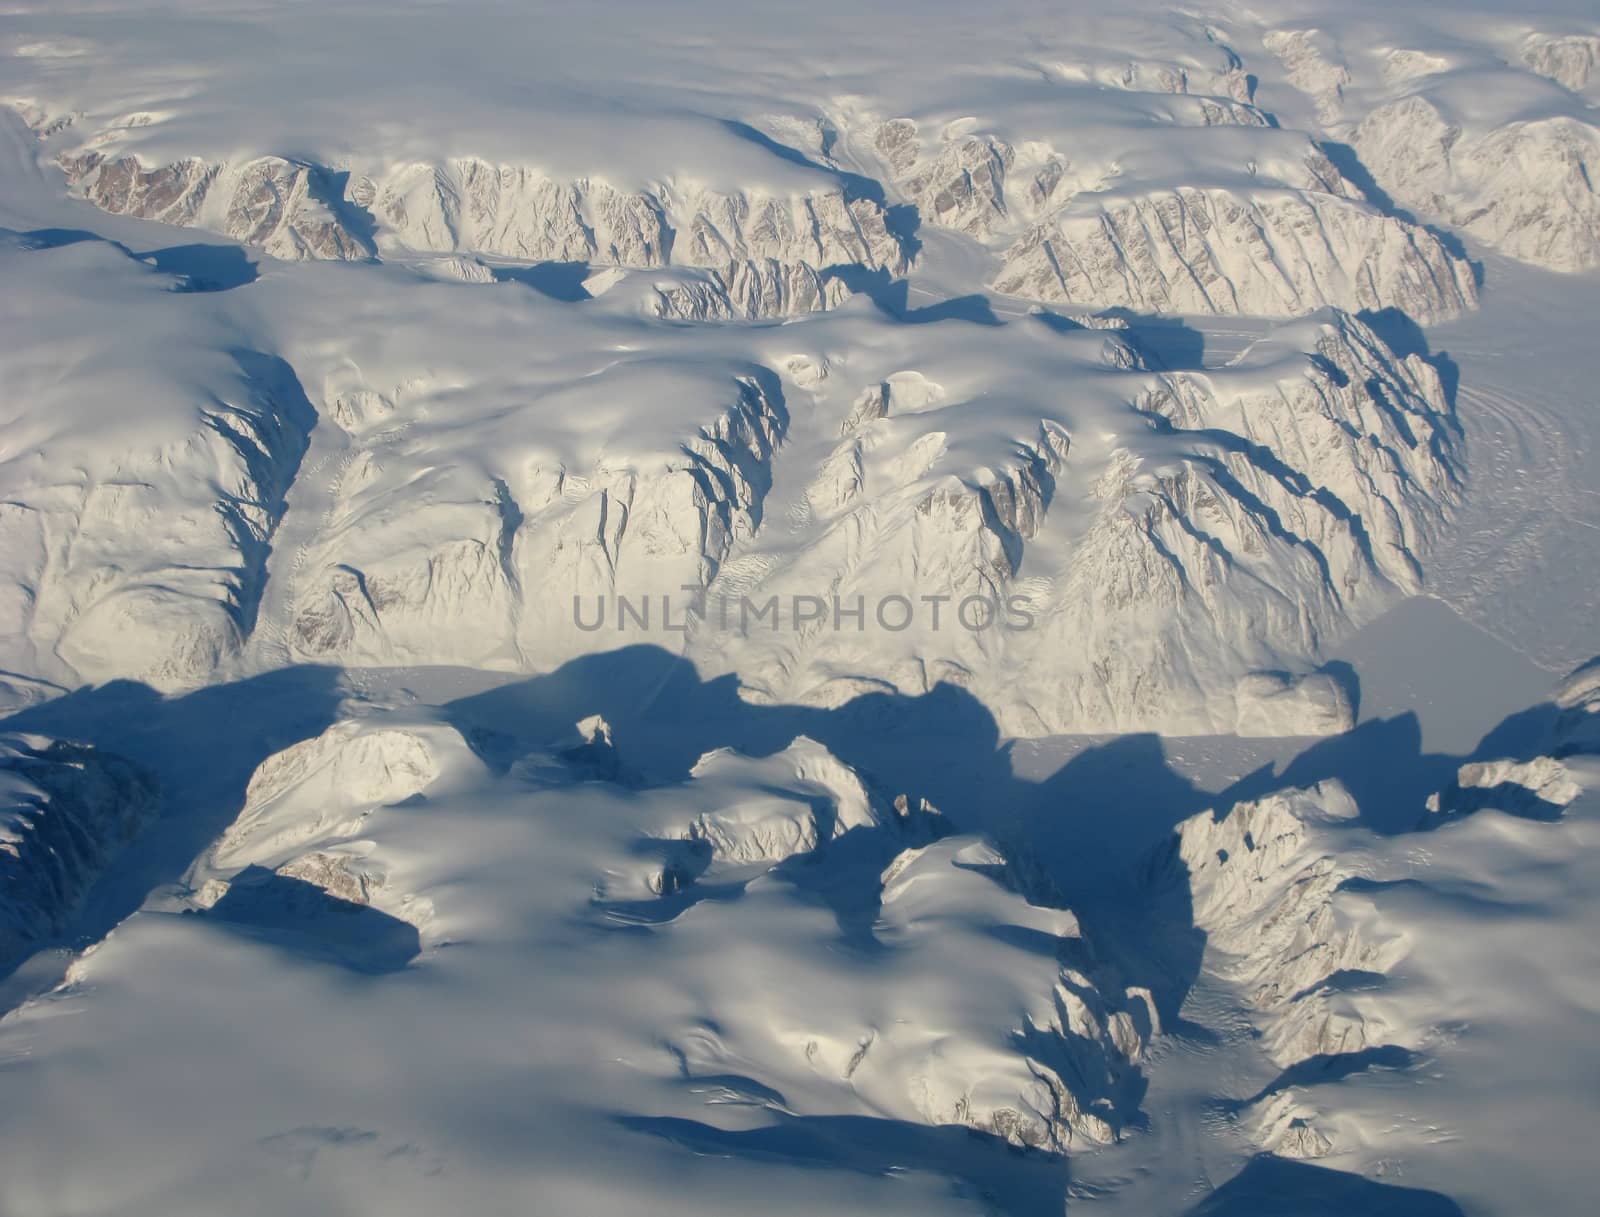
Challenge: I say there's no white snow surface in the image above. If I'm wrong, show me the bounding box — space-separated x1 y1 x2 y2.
0 2 1597 1215
0 716 1149 1212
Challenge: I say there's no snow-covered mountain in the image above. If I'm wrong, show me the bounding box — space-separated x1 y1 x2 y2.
1356 102 1600 273
0 233 1459 735
0 232 310 693
1259 14 1600 273
51 144 910 318
0 1 1596 1215
1143 659 1600 1206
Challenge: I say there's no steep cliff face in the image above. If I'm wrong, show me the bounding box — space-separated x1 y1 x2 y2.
2 4 1598 1213
991 186 1476 321
1522 32 1600 93
59 150 374 261
37 72 1495 326
1146 778 1422 1161
1263 28 1353 125
0 7 1513 736
650 260 852 321
282 364 784 671
1019 308 1453 734
1252 20 1600 275
357 159 908 277
0 217 1459 737
871 122 1073 242
1142 659 1600 1167
1428 659 1600 821
865 101 1472 322
49 139 907 317
706 308 1454 736
1162 783 1407 1073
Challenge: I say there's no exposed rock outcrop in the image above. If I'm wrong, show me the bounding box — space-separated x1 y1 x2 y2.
1263 29 1351 125
1522 32 1600 93
51 138 908 317
1356 97 1600 272
1010 308 1455 734
1152 781 1409 1156
61 151 373 261
992 186 1477 321
286 368 785 670
1427 660 1599 820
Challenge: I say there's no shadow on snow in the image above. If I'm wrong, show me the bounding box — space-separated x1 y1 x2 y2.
2 641 1573 1209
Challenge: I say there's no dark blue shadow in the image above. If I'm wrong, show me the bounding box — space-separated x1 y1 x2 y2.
200 865 419 973
1184 1153 1465 1216
620 1112 1067 1217
494 260 592 302
140 242 259 291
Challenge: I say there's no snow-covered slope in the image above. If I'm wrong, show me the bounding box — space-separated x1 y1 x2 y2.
1429 657 1600 820
866 105 1476 319
1523 31 1600 94
3 208 1458 735
0 232 310 692
50 141 908 316
1141 658 1600 1191
203 261 794 673
0 2 1597 1215
57 149 374 262
46 108 1485 322
5 3 1495 319
1355 101 1600 273
715 307 1455 735
1155 780 1410 1158
1257 12 1600 273
0 224 1447 737
0 711 1154 1212
992 187 1476 320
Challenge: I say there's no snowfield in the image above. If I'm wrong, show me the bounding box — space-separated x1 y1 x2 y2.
0 1 1597 1215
